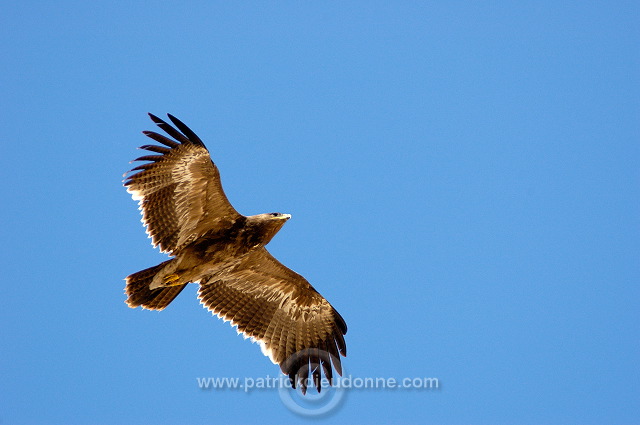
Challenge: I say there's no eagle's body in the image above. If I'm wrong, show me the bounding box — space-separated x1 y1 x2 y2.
143 214 287 291
124 114 346 394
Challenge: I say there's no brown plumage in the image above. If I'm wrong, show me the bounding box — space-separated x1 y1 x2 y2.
124 113 347 394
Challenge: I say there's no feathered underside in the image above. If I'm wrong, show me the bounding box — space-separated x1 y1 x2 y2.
124 114 347 394
123 113 242 255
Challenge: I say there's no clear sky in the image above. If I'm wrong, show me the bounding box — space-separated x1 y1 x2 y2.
1 2 638 424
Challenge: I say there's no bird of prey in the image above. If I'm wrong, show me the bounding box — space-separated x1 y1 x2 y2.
123 113 347 394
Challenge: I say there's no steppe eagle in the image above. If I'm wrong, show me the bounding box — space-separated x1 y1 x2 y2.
123 113 347 394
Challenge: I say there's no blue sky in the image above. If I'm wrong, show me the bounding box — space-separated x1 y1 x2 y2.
1 1 638 424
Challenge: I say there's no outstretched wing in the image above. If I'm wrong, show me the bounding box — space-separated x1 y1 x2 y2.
124 113 242 254
197 248 347 394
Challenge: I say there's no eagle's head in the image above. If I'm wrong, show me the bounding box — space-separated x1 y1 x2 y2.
246 212 291 245
268 212 292 220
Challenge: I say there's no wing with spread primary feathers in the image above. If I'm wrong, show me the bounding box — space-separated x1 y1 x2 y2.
124 113 242 254
197 248 347 394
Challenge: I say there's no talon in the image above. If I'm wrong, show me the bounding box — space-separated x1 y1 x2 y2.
163 273 181 286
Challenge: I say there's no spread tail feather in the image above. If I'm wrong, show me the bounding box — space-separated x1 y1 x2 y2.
125 260 187 310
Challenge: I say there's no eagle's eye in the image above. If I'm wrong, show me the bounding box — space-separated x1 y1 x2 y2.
271 213 279 217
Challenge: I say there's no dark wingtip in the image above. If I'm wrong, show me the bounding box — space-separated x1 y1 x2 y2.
312 364 322 393
146 113 190 144
142 130 179 148
148 112 163 124
166 113 206 148
334 309 348 335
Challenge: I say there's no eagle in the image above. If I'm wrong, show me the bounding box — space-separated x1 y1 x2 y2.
123 113 347 394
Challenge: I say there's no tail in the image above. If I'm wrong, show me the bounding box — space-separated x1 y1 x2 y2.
125 259 187 310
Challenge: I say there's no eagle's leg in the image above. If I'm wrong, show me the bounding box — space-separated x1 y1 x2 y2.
163 273 182 286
